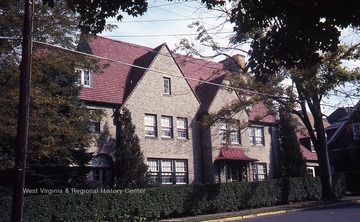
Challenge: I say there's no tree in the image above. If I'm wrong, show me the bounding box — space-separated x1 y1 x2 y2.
199 0 360 74
42 0 148 34
113 107 148 188
0 0 104 188
179 0 360 199
278 107 308 178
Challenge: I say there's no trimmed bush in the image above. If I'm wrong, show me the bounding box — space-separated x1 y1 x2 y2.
0 177 322 221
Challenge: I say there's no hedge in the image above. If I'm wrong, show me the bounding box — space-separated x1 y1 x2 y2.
0 177 330 221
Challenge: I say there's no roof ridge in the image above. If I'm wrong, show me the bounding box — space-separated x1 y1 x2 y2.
95 35 163 52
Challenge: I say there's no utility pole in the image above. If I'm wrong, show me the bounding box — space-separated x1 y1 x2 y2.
11 0 34 221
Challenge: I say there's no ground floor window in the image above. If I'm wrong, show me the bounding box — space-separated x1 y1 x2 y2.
147 158 188 185
253 163 267 181
307 167 316 177
92 154 113 188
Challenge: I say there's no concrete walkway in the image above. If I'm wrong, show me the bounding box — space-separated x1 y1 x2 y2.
159 196 360 222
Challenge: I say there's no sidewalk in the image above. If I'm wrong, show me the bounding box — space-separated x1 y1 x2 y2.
159 196 360 222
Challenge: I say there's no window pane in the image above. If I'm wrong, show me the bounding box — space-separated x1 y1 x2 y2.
84 69 91 86
175 160 187 172
175 173 187 184
161 173 173 184
145 114 156 136
147 159 159 172
163 77 171 94
161 160 173 172
161 116 173 138
177 118 188 139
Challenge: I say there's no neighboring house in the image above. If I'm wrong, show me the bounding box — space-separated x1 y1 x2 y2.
326 101 360 176
77 36 279 187
298 134 319 177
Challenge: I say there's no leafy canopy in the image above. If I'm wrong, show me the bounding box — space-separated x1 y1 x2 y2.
200 0 360 76
42 0 148 34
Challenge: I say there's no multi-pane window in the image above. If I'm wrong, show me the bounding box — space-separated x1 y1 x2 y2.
253 163 267 181
161 116 173 138
249 126 264 145
307 167 316 177
75 68 92 87
147 159 188 185
219 120 240 144
226 165 240 182
163 77 171 95
145 114 157 137
89 109 100 134
147 159 160 182
177 117 188 139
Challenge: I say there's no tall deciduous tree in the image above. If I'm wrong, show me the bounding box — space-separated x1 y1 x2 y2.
184 0 360 199
113 108 148 188
0 0 104 187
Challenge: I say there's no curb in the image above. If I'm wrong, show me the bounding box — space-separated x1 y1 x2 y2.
204 210 287 222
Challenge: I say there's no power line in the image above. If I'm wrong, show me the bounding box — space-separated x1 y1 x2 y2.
101 31 233 38
108 16 224 23
2 36 357 111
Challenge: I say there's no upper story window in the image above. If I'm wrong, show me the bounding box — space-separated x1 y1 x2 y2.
163 77 171 95
177 117 188 139
89 109 100 134
219 120 240 144
161 116 173 138
249 126 264 145
145 114 157 137
75 68 92 87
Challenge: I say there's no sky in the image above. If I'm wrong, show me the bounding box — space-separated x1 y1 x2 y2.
98 0 360 115
99 0 238 59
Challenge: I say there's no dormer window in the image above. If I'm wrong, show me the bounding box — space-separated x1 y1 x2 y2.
163 77 171 95
75 68 92 87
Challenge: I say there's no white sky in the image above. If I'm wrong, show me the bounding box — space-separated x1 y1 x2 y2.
99 0 360 115
99 0 237 59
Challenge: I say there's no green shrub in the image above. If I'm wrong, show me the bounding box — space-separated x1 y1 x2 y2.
0 177 324 221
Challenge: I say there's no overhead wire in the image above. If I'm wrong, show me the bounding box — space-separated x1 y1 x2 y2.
1 36 358 112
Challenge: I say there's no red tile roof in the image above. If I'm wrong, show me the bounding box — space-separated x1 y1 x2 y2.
300 145 318 161
79 36 160 104
215 147 258 161
78 36 276 123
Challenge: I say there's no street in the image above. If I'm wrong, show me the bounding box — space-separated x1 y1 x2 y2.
232 203 360 222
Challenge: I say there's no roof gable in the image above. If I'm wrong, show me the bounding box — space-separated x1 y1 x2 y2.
78 36 158 104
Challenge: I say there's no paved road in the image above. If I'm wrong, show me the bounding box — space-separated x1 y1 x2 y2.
233 203 360 222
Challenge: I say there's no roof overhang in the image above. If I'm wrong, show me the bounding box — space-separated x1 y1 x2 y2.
215 147 258 162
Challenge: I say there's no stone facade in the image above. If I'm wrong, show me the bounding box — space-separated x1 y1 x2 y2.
79 36 278 187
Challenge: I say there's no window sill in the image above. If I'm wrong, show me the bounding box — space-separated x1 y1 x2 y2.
145 136 158 139
161 137 174 140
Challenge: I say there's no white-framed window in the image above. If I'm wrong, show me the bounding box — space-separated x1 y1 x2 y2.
226 164 240 182
177 117 188 139
219 120 240 144
147 159 188 185
161 116 173 138
75 68 92 87
145 114 157 137
163 77 171 95
147 159 160 182
253 163 267 181
249 126 264 145
307 167 316 177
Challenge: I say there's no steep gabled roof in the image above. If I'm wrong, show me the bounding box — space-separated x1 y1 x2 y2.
327 100 360 145
77 36 276 124
78 36 160 104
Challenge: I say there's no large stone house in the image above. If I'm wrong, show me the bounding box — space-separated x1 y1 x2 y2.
77 36 279 187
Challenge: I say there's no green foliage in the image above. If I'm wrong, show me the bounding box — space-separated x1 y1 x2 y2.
0 177 323 221
42 0 148 34
278 108 308 178
113 108 148 188
202 0 360 75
